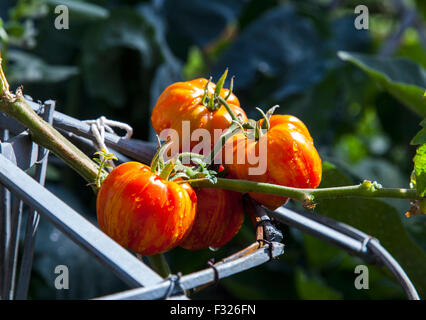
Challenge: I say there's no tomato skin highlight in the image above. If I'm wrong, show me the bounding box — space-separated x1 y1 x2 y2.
96 162 197 256
151 78 248 151
224 115 322 210
179 188 244 250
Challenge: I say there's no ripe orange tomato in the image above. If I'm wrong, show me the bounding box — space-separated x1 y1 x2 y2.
151 78 248 152
224 115 322 210
96 162 197 256
179 188 244 250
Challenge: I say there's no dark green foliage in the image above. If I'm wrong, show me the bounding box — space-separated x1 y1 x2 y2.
2 0 425 300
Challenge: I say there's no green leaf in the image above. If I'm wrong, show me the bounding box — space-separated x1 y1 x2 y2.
303 233 344 268
183 46 207 80
4 21 25 38
0 18 7 42
7 49 78 84
338 51 426 117
214 5 329 104
43 0 109 20
10 0 48 21
411 119 426 145
92 158 102 165
315 162 426 298
413 144 426 197
295 269 342 300
81 9 160 106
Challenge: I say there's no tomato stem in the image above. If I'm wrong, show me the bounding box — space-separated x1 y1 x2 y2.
203 122 241 165
201 76 212 107
147 254 171 278
0 54 13 100
158 160 175 180
177 152 204 161
203 70 237 112
224 76 234 100
217 96 242 124
0 62 104 190
214 68 228 98
189 178 419 203
256 107 270 131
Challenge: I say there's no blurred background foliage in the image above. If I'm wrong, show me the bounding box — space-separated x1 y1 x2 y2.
0 0 425 300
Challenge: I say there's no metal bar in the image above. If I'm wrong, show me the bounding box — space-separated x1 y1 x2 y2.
58 128 133 165
0 132 39 171
0 112 24 135
26 100 156 164
269 206 365 257
0 153 163 289
96 243 284 300
368 239 420 300
0 187 11 299
5 195 23 299
15 199 39 300
0 129 11 299
16 101 55 300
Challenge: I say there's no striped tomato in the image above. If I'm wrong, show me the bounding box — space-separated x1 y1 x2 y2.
179 188 244 250
151 77 247 152
96 162 197 255
224 115 322 210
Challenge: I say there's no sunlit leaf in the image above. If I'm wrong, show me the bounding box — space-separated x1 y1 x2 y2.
338 51 426 117
411 119 426 145
413 143 426 197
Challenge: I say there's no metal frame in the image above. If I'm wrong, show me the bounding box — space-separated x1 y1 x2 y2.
0 98 420 300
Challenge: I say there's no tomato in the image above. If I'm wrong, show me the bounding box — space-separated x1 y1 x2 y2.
151 78 248 152
224 115 322 210
179 188 244 250
96 162 197 256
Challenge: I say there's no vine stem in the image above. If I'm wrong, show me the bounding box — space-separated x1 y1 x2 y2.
147 254 171 278
203 122 241 165
217 96 241 124
189 178 418 203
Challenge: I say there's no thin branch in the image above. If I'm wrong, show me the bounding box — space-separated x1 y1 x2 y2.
189 178 419 203
0 63 104 188
202 122 241 165
217 96 241 124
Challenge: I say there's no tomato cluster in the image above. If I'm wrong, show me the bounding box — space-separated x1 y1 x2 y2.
96 73 322 256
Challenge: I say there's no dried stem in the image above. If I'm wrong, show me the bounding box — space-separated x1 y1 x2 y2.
0 56 104 190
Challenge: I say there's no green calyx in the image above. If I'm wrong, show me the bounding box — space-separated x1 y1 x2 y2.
150 138 218 184
202 68 234 112
93 149 118 189
249 105 280 141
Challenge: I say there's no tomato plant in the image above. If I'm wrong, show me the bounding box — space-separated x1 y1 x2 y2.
1 0 426 300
